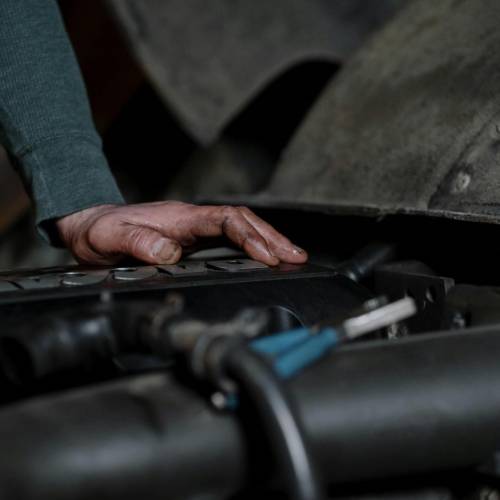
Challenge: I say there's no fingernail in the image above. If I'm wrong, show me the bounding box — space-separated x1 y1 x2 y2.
153 238 180 262
292 245 305 255
152 238 168 257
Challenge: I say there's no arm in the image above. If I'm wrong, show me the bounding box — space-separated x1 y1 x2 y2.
0 0 307 266
0 0 124 239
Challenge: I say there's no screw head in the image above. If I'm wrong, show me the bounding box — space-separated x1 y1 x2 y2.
452 171 471 194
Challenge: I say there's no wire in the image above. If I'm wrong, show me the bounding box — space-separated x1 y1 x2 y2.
225 347 323 500
335 242 395 281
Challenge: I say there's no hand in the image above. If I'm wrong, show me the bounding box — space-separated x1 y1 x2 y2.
56 201 308 266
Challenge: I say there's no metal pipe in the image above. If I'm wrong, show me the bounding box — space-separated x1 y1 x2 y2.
0 326 499 499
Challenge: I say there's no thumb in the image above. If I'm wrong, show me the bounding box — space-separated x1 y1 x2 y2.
113 226 182 264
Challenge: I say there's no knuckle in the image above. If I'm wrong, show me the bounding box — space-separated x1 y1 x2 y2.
220 205 237 218
220 206 239 231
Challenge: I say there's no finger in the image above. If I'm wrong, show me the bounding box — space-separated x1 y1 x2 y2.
122 227 182 264
238 207 308 263
87 219 182 265
189 206 280 266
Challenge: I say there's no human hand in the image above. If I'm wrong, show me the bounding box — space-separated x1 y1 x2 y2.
56 201 308 266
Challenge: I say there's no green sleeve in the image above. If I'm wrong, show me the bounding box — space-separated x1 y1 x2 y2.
0 0 125 243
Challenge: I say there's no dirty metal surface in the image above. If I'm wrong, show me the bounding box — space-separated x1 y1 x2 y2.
107 0 405 144
242 0 500 225
0 258 334 304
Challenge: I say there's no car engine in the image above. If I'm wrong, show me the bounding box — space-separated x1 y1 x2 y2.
1 211 500 500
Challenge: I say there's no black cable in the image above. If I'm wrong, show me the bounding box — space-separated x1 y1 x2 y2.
336 242 395 282
225 346 323 500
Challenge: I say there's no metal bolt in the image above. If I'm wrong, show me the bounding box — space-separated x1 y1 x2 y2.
450 311 467 329
211 392 228 410
386 322 408 340
452 171 471 194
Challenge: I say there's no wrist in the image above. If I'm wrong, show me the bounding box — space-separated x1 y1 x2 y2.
56 204 118 245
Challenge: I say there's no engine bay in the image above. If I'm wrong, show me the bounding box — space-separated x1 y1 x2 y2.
0 212 499 500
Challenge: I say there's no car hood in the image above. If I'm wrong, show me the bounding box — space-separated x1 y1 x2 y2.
226 0 500 225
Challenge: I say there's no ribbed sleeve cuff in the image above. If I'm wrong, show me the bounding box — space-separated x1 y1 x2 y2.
17 134 125 244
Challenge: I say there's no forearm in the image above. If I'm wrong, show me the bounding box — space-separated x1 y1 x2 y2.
0 0 124 241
